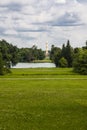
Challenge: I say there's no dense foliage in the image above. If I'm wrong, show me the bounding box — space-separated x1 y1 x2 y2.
0 39 87 75
73 49 87 75
0 40 45 75
0 40 19 75
50 40 73 67
50 40 87 75
0 53 4 75
59 57 68 68
18 45 45 62
0 40 19 66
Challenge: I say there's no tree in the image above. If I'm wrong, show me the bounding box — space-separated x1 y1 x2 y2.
74 47 79 54
0 53 4 75
61 44 66 57
65 40 74 67
0 39 19 67
50 45 61 67
37 49 45 60
60 41 74 67
59 57 68 68
73 49 87 75
18 46 45 62
82 41 87 50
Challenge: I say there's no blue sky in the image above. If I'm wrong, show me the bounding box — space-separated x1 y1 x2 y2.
0 0 87 49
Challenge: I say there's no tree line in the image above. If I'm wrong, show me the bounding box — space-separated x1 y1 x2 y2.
50 40 87 74
0 39 45 75
0 39 87 75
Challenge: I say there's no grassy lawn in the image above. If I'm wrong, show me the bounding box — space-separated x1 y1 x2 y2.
0 68 87 130
32 59 52 63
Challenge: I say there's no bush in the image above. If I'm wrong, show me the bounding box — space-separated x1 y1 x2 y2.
59 57 68 68
0 53 11 75
73 49 87 75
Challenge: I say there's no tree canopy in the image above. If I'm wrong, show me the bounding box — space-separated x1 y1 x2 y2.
50 40 73 67
73 49 87 75
50 40 87 75
0 39 45 75
0 39 87 75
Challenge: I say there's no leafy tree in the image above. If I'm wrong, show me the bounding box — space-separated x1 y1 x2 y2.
0 53 4 75
0 39 19 67
61 44 66 57
37 49 45 60
50 45 55 61
50 45 60 67
50 41 74 67
59 57 68 68
64 40 74 67
60 41 74 67
18 46 45 62
50 45 62 67
74 47 79 54
73 49 87 75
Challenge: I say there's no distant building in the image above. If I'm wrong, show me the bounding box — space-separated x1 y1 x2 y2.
45 42 49 58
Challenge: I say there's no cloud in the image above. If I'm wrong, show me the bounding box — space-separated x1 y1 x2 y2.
4 29 18 35
0 2 23 12
7 2 23 12
16 28 47 33
77 0 87 3
46 12 84 26
55 0 66 4
0 0 87 49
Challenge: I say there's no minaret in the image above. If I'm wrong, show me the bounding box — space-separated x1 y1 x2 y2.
46 42 48 57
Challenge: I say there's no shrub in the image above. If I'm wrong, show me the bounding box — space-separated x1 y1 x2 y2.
73 49 87 75
59 57 68 68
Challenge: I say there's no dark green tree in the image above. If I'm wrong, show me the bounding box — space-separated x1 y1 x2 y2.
0 39 19 67
37 49 45 60
0 53 4 75
61 44 66 57
64 40 74 67
74 47 79 54
18 46 45 62
59 57 68 68
50 45 61 67
73 49 87 75
50 41 74 67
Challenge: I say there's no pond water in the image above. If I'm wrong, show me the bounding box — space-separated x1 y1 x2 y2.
12 63 56 68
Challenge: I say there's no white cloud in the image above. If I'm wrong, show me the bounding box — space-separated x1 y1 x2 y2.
4 29 18 35
0 0 87 49
55 0 66 4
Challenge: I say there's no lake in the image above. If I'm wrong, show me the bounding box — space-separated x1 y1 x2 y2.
12 63 56 68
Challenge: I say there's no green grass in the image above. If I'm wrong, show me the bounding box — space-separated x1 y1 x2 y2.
0 68 87 130
32 59 52 63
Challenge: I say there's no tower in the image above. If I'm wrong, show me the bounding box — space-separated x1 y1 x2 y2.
46 42 48 57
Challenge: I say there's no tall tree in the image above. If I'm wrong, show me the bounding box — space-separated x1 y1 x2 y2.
64 40 74 67
73 49 87 75
0 39 19 67
0 53 4 75
50 45 61 67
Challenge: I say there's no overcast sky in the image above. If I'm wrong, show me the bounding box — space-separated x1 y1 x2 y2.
0 0 87 49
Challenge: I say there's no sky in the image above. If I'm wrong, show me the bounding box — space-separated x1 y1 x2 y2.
0 0 87 49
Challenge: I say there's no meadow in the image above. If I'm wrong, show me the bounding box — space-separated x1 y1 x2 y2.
0 68 87 130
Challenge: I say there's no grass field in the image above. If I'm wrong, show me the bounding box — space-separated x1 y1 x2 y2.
0 68 87 130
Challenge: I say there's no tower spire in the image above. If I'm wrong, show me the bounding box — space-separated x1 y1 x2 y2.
46 42 48 57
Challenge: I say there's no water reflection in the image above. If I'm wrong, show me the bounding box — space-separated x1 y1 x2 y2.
12 63 56 68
